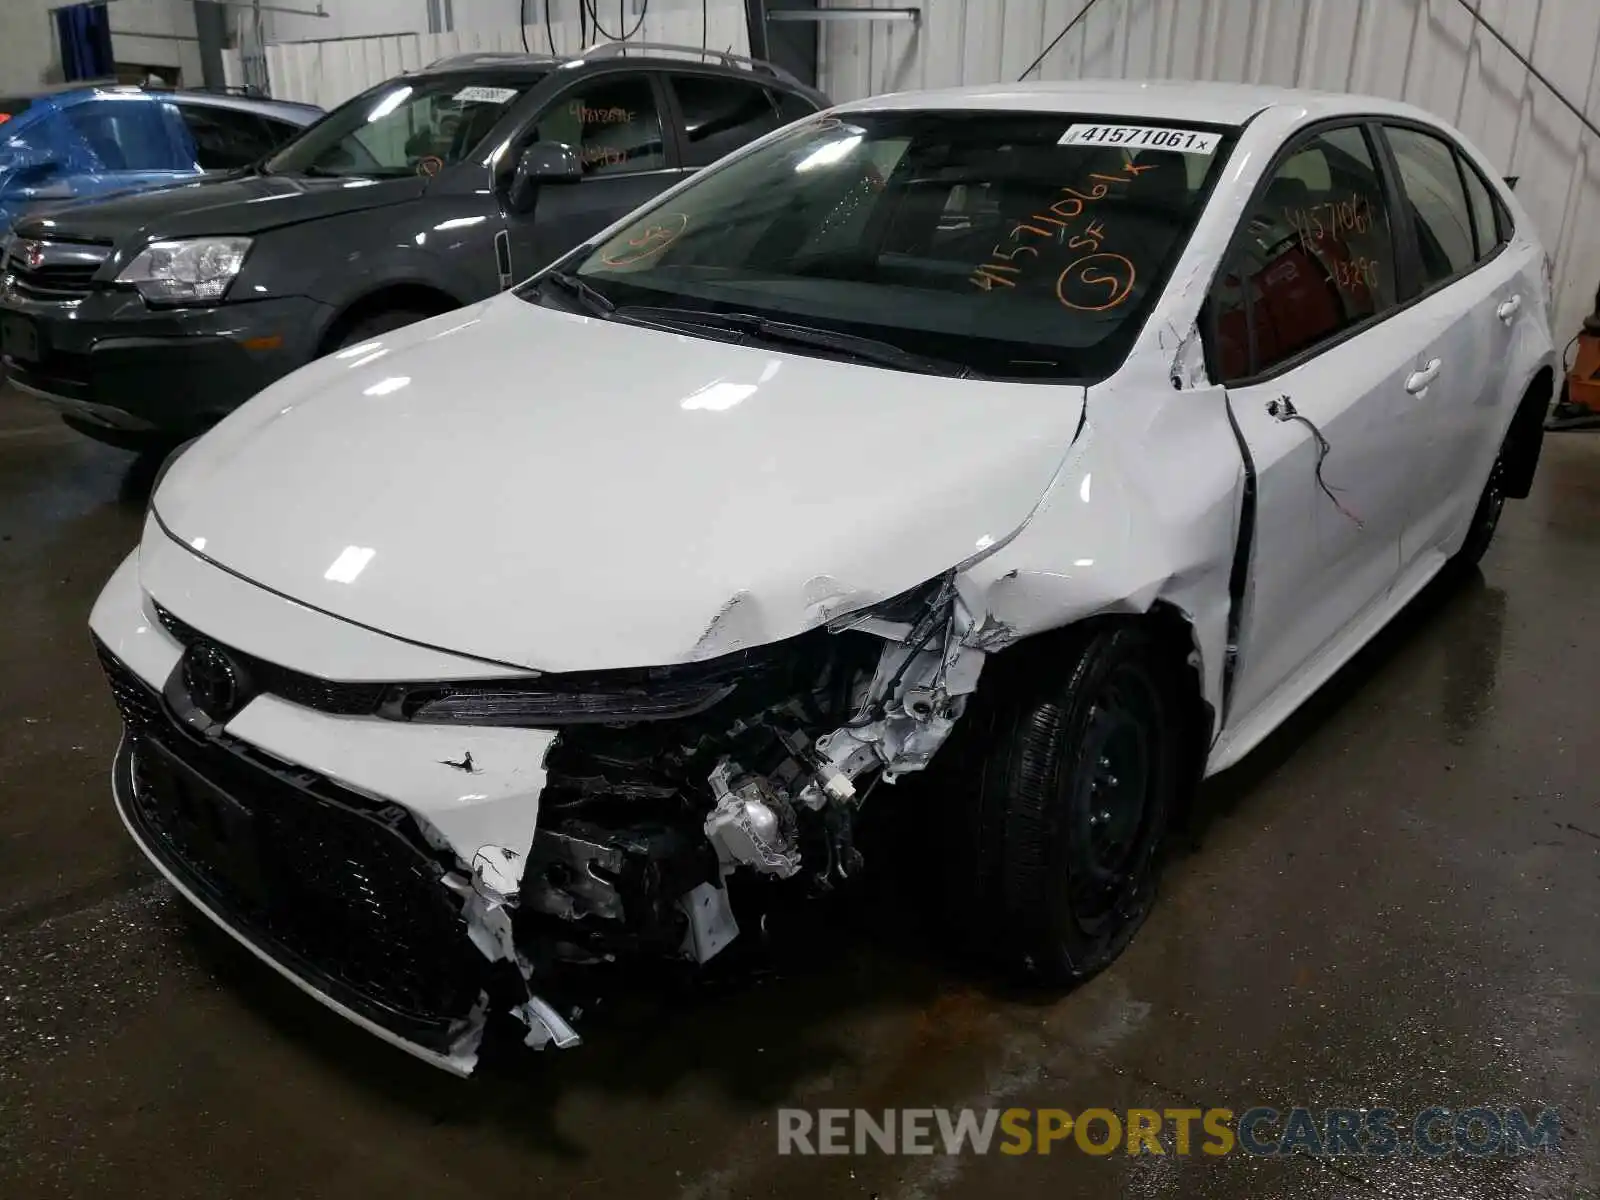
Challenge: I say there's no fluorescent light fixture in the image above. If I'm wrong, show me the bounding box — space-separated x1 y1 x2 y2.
324 546 376 584
366 86 412 123
795 134 862 172
682 382 757 411
363 375 411 396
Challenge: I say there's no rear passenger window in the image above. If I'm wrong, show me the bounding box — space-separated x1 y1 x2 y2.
668 74 781 167
1385 125 1476 286
1210 125 1397 382
178 104 273 170
1458 154 1505 260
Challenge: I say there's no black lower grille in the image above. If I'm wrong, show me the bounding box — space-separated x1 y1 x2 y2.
98 643 485 1052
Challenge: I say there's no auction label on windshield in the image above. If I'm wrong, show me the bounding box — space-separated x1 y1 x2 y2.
454 85 519 104
1059 123 1221 154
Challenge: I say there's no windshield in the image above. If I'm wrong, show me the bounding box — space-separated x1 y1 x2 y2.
540 110 1235 380
263 74 540 178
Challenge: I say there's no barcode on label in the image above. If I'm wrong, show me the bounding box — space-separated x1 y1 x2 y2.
454 86 519 104
1059 124 1222 154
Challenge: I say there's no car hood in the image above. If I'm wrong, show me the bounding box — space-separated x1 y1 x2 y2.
153 296 1085 674
13 172 425 244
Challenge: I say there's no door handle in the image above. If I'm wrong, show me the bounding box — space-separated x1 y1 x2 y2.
1496 293 1522 324
1405 358 1442 395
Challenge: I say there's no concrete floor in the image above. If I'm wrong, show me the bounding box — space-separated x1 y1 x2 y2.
0 387 1596 1199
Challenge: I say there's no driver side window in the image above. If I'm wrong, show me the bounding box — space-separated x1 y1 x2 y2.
532 76 665 177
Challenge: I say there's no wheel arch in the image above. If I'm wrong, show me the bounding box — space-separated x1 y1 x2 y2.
1502 365 1554 500
314 282 470 355
979 602 1214 808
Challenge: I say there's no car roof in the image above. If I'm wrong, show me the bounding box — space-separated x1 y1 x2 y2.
832 79 1443 128
416 42 818 96
167 91 323 123
5 85 320 123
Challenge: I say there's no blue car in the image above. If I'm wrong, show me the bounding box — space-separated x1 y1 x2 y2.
0 87 321 231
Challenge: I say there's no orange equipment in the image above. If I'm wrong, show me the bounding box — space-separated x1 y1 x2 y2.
1548 284 1600 430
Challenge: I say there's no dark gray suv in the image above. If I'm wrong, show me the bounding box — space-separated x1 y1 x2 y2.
0 44 827 448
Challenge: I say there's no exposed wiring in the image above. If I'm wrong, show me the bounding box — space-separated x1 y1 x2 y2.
1266 396 1364 528
520 0 531 53
702 0 708 51
1563 330 1581 374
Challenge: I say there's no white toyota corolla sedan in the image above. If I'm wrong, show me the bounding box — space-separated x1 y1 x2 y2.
90 80 1555 1073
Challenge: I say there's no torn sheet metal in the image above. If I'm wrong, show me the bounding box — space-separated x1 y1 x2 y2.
444 859 582 1054
222 695 558 895
957 389 1241 740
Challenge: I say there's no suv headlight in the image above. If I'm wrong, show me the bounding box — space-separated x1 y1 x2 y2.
116 237 252 304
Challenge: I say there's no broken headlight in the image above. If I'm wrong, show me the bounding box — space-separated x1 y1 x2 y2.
404 678 735 726
395 630 866 730
391 645 802 727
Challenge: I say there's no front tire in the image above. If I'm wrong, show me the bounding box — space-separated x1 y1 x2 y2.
328 308 434 352
943 624 1184 984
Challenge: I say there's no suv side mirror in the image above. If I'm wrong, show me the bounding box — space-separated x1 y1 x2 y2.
509 141 582 211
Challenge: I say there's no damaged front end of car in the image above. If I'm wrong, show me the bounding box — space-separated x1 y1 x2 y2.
397 574 987 1065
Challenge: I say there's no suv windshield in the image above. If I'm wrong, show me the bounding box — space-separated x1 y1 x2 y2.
264 74 540 178
541 110 1235 380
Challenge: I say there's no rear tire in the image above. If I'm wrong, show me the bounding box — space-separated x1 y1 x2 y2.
1452 452 1506 570
942 624 1184 984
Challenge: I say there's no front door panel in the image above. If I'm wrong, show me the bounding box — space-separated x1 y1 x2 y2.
1207 122 1425 730
1224 329 1412 726
513 170 684 275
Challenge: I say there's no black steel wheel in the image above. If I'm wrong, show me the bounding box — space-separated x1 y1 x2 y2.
942 623 1186 984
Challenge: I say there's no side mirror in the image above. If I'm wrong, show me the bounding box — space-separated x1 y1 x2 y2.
509 141 582 211
0 148 63 189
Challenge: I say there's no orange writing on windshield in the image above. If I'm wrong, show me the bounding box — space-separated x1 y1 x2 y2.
571 101 634 124
599 211 689 267
1056 252 1136 311
969 157 1153 308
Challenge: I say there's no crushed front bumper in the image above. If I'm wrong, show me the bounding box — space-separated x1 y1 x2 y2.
90 546 576 1074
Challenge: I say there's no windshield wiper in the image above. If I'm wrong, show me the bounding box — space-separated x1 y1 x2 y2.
536 271 616 318
615 307 979 379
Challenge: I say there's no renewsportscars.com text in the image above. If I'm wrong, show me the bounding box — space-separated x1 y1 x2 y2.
777 1106 1562 1158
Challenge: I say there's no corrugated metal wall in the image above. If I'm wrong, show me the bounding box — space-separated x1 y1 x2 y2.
225 0 750 112
820 0 1600 340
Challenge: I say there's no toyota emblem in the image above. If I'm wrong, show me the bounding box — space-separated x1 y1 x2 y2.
181 641 242 721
